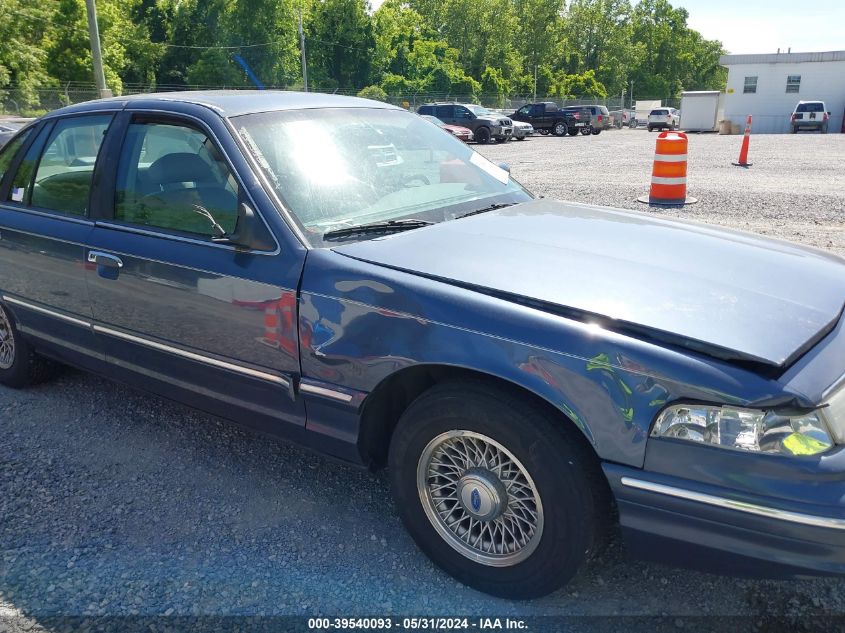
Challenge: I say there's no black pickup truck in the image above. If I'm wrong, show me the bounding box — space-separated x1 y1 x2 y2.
509 102 592 136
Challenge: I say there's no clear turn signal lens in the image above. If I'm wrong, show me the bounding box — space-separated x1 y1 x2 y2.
652 405 834 456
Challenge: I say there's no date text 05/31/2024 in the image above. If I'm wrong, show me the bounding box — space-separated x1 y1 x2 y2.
308 618 528 630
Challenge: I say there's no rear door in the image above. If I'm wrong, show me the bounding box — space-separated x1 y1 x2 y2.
0 113 115 368
84 110 306 432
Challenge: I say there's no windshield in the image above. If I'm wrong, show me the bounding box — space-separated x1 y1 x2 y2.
466 105 493 116
234 108 531 246
651 109 668 115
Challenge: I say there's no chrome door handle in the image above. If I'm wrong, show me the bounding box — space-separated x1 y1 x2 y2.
87 251 124 268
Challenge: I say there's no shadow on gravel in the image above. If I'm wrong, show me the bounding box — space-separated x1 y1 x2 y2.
1 370 844 626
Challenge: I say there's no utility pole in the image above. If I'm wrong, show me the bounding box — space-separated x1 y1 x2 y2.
299 8 308 92
533 65 537 102
629 80 634 109
84 0 112 98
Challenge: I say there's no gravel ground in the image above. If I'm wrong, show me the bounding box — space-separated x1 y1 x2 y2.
476 129 845 256
2 130 845 632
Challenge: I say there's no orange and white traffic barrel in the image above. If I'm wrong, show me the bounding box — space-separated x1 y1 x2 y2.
637 131 697 206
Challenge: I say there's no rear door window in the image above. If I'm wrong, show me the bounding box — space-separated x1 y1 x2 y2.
114 120 239 237
28 115 112 215
435 105 455 119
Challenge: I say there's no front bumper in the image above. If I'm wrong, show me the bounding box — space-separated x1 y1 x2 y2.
793 119 825 128
604 442 845 578
491 125 513 139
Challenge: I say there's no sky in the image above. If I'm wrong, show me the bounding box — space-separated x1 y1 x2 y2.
681 0 845 54
368 0 845 56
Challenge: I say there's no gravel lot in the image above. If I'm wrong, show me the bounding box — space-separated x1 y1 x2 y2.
2 130 845 631
476 129 845 255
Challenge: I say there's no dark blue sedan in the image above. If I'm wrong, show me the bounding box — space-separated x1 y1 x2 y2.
0 91 843 599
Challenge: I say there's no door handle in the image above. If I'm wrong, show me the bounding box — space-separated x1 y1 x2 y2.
87 251 123 269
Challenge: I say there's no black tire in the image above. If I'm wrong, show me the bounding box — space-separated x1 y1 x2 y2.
591 128 602 135
567 129 579 136
629 119 637 129
495 136 507 144
388 382 609 599
552 120 568 137
791 126 798 134
580 126 591 136
538 129 549 135
474 127 491 144
821 124 829 134
0 302 56 388
516 136 526 141
648 126 654 132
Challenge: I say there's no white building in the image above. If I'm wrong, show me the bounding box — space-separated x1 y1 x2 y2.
720 50 845 134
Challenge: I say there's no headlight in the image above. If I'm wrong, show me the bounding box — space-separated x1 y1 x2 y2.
652 404 834 456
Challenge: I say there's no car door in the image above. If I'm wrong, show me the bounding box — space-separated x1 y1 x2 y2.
435 105 456 125
0 114 115 369
84 110 306 432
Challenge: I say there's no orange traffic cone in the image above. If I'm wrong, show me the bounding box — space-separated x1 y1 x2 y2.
637 131 697 206
732 115 752 167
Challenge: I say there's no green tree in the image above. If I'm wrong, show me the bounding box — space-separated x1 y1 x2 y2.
553 69 607 98
561 0 632 96
308 0 375 91
357 84 388 101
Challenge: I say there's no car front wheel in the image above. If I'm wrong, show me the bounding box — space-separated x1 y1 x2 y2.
388 382 608 599
474 127 491 144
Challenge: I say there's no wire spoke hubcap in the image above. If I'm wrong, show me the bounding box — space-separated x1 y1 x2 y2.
417 430 544 567
0 308 15 370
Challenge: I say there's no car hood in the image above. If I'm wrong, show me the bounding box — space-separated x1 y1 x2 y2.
333 199 845 369
443 124 471 134
478 114 510 124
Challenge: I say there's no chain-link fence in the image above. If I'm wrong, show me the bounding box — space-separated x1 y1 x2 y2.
1 82 684 117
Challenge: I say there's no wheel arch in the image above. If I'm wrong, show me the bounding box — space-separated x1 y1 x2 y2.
357 362 597 469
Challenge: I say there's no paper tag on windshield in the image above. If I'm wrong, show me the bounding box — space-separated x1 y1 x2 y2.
470 152 509 185
10 188 24 202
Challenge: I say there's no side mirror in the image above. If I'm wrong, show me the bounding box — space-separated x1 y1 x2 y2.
498 162 511 173
216 202 275 251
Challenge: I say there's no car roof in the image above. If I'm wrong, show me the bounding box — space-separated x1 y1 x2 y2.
41 90 402 119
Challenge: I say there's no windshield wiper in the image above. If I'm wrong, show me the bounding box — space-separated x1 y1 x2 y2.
455 202 515 219
323 219 433 241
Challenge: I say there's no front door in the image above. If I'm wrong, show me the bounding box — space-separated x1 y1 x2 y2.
85 112 306 431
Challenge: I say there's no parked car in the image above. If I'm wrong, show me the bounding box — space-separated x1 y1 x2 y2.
491 111 533 140
648 107 681 132
509 101 591 136
420 114 473 142
2 91 845 601
791 101 831 134
417 103 512 144
0 122 23 148
564 105 611 134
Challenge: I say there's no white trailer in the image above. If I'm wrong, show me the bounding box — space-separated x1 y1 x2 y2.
633 100 662 127
679 91 724 132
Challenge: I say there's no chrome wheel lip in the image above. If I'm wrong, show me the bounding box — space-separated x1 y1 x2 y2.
417 430 544 567
0 306 15 370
